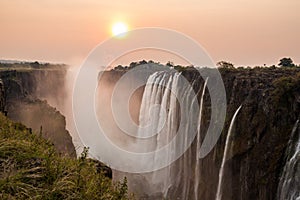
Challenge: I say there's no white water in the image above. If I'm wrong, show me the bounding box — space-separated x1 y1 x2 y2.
277 120 300 200
216 105 242 200
137 72 177 197
136 71 201 199
194 78 208 200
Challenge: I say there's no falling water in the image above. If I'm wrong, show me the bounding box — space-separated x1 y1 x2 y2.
277 120 300 200
136 71 200 199
216 105 242 200
194 78 208 200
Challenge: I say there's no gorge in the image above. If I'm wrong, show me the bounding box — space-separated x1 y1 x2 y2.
103 65 300 199
0 62 299 200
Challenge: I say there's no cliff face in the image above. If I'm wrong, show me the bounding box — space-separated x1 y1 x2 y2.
103 67 300 200
2 64 298 199
0 69 76 157
0 78 4 113
217 68 299 200
182 67 300 200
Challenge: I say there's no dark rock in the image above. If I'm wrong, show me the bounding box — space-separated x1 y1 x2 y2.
0 68 76 157
106 66 300 200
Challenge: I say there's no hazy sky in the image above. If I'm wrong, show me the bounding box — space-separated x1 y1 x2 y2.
1 0 299 66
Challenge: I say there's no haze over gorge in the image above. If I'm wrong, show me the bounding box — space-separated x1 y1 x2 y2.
1 0 300 198
0 61 299 199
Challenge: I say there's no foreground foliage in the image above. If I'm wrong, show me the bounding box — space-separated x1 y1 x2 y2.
0 114 131 200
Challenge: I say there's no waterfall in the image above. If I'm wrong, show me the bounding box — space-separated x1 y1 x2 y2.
216 105 242 200
194 78 208 200
136 71 200 199
277 120 300 200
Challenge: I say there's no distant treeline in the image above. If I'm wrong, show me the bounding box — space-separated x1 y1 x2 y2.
111 57 299 71
0 61 67 70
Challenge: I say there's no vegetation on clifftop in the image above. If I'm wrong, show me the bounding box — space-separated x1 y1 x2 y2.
110 57 299 72
271 72 300 110
0 113 131 200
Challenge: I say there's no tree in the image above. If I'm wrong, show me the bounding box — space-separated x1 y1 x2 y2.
138 60 147 65
278 57 294 67
114 65 123 70
217 61 234 69
166 61 174 67
129 62 137 68
31 61 40 68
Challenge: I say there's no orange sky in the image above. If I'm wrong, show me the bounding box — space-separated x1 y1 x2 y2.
1 0 299 66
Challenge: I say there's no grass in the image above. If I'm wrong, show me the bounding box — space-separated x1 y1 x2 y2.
0 113 132 200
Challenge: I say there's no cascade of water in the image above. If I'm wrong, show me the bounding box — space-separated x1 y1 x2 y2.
179 80 200 200
136 71 199 199
151 72 175 196
176 79 198 200
194 78 208 200
216 105 242 200
277 120 300 200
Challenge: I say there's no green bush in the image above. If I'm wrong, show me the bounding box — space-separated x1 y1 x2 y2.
271 72 300 108
0 114 132 200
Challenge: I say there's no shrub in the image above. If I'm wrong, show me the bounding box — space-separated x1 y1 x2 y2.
0 113 132 200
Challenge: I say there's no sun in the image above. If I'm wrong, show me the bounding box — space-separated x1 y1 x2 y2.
112 22 128 37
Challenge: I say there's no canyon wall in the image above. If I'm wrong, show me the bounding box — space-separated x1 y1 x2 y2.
0 63 299 199
102 67 300 200
0 67 76 157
